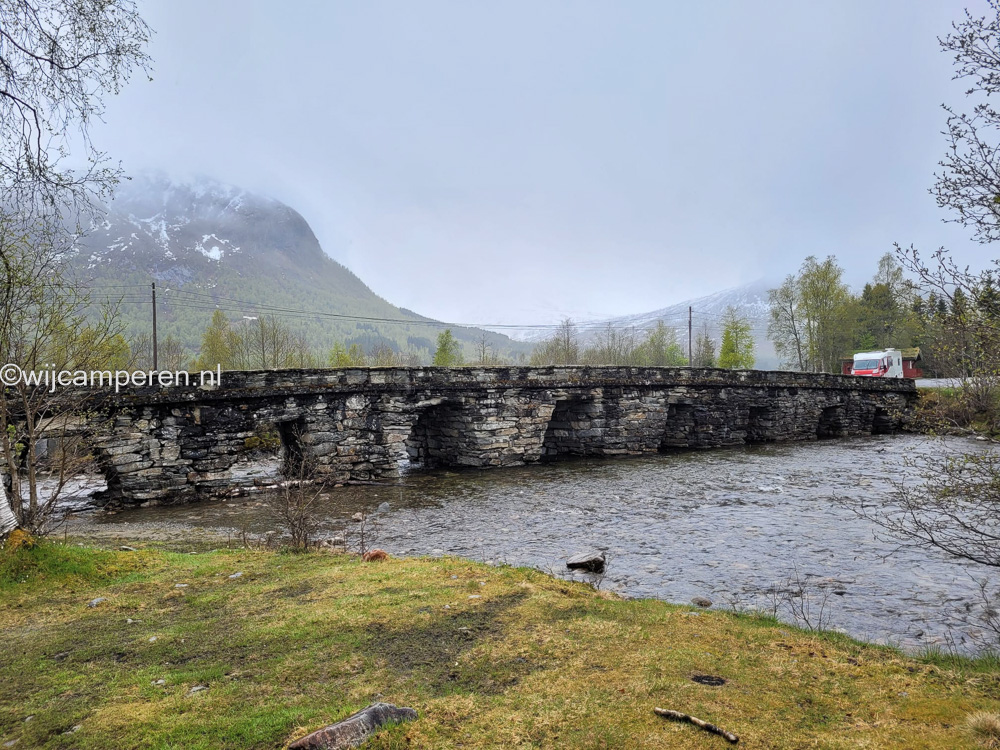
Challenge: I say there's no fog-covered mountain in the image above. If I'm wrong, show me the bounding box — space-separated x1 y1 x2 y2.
507 280 779 369
66 172 528 362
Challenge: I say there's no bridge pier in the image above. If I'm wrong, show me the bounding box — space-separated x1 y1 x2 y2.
4 366 915 507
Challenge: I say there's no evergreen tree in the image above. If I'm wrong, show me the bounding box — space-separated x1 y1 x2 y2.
857 282 897 350
692 324 717 367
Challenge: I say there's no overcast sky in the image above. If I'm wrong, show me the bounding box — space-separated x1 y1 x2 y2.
96 0 993 326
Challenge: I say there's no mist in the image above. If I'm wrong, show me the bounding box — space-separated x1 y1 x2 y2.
94 0 992 326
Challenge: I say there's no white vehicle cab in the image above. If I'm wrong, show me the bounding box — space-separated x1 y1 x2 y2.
851 349 904 378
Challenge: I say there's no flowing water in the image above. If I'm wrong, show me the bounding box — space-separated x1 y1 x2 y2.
67 434 999 653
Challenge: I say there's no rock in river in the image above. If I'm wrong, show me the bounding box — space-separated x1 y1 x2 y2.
566 551 606 573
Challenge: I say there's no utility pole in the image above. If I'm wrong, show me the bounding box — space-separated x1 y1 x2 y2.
688 306 693 367
151 282 158 370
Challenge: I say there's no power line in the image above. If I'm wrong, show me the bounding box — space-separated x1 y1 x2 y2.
83 285 731 333
73 284 800 338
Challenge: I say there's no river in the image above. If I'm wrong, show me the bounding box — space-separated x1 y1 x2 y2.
65 433 998 654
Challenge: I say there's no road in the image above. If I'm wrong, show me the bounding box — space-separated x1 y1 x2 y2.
914 378 962 388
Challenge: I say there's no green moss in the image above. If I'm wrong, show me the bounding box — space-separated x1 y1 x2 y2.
0 543 155 591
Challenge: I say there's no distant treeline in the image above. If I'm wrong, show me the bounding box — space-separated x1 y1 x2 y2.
766 251 976 376
528 313 755 370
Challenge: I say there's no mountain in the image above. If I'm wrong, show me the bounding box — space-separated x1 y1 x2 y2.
66 173 529 363
506 280 779 369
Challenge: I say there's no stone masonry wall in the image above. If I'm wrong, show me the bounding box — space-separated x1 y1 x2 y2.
23 366 917 506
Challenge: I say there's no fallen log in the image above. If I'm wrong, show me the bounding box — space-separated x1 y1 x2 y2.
289 702 418 749
654 707 739 743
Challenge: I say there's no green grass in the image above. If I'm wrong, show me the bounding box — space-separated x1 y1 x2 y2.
1 542 998 748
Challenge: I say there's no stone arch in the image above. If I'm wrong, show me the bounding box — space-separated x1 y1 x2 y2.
89 440 121 505
541 395 601 458
275 416 310 477
660 402 696 450
871 406 894 435
746 405 776 443
817 404 846 438
405 400 467 469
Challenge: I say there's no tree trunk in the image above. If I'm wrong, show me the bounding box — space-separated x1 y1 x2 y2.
0 479 19 538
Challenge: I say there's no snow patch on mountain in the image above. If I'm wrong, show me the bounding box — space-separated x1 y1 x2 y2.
74 173 258 267
194 233 239 261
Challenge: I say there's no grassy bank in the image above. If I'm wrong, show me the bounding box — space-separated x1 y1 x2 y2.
915 385 1000 436
1 543 998 749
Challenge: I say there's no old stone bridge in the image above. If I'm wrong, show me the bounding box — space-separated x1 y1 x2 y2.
58 366 917 506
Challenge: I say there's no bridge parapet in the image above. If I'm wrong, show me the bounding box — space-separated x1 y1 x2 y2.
109 366 915 406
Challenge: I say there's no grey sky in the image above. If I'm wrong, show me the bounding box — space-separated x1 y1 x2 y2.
96 0 991 326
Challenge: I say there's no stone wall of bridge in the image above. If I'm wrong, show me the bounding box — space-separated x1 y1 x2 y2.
21 366 915 506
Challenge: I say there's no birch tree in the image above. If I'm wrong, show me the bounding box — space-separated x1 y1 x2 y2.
636 322 686 366
798 256 855 372
0 0 151 538
0 222 125 535
531 319 581 365
718 307 755 369
432 329 463 366
768 275 806 370
1 0 151 220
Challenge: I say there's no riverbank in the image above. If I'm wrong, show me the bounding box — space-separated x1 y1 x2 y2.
915 384 1000 436
1 542 998 749
62 434 998 652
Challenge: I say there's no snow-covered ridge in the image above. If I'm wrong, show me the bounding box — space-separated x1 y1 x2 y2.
508 280 773 343
74 173 260 265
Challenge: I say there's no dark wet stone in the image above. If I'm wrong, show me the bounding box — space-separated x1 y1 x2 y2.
691 597 712 608
566 551 606 573
691 674 726 686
